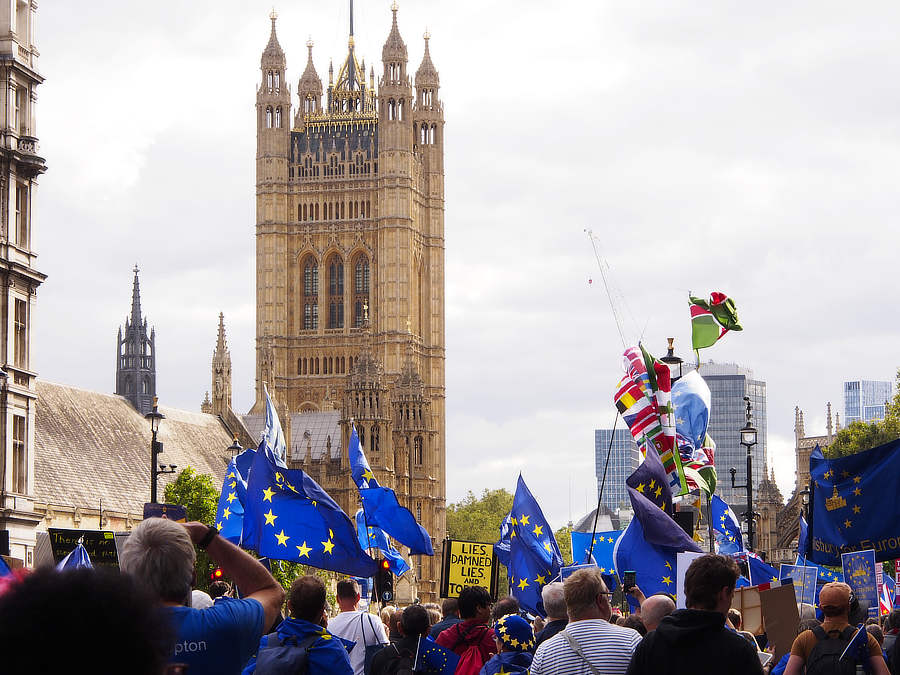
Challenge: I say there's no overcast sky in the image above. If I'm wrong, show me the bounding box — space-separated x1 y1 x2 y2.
34 1 900 529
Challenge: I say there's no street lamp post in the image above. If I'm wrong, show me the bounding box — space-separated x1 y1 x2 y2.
145 397 175 504
228 435 242 460
730 396 758 551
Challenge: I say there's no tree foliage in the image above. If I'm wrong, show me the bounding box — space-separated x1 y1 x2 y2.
164 466 220 592
446 488 514 543
826 369 900 458
554 525 573 565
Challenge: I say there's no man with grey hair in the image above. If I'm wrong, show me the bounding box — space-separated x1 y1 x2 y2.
640 594 675 633
531 567 641 674
535 582 568 648
120 518 285 675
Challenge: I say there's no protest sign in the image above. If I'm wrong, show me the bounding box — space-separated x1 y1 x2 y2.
842 549 879 618
760 582 800 664
675 551 704 609
440 539 499 599
780 564 818 605
47 528 118 568
143 503 187 522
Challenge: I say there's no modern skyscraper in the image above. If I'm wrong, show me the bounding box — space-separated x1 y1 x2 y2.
0 0 47 566
700 362 767 513
843 380 893 425
595 428 640 511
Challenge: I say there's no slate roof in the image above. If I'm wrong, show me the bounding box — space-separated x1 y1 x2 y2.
242 410 342 461
34 380 232 515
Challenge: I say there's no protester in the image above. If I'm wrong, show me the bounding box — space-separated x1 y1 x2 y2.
209 580 232 600
120 518 284 675
242 575 352 675
492 595 520 622
531 567 641 675
622 615 647 636
480 614 534 674
728 608 743 630
0 567 172 675
436 585 496 670
380 605 396 635
429 597 462 639
387 608 404 645
533 615 546 635
327 578 389 675
534 582 568 648
782 581 889 675
625 554 763 675
884 609 900 674
370 605 430 675
869 624 889 663
427 607 442 627
639 593 675 633
192 589 214 609
616 615 629 626
770 619 820 675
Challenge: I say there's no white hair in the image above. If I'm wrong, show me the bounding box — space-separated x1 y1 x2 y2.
542 582 567 620
120 518 195 605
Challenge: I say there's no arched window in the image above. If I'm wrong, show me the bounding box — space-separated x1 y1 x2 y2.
373 425 380 453
359 426 366 449
302 256 318 330
353 254 370 328
414 436 424 465
430 124 436 144
315 357 320 374
275 107 282 128
274 71 280 91
297 358 302 375
265 107 273 128
327 255 344 329
267 71 273 90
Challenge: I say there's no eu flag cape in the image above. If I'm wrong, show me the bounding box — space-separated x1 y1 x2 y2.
348 427 433 556
809 438 900 565
242 445 377 577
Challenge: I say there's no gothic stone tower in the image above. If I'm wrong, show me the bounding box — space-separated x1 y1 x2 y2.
252 5 446 599
0 0 47 567
115 267 156 415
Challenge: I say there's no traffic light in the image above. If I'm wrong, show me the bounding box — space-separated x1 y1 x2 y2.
374 558 394 603
210 567 224 582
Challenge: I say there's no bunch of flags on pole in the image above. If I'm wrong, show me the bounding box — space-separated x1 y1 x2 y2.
212 386 433 579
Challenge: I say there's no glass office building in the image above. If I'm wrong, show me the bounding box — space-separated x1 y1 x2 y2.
700 362 767 515
843 380 893 425
595 428 641 511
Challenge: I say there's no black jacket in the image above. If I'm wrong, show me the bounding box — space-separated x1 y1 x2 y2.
369 636 419 675
428 616 461 640
626 609 763 675
534 619 568 649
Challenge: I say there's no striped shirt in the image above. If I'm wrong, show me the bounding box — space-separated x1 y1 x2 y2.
531 619 642 675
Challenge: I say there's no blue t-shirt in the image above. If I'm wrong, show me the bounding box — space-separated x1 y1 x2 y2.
167 597 265 675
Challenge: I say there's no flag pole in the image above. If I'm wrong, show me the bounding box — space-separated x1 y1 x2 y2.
587 413 619 563
706 491 715 553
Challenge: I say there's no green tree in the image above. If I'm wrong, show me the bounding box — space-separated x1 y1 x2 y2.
554 525 573 565
164 466 219 592
446 488 514 596
826 369 900 458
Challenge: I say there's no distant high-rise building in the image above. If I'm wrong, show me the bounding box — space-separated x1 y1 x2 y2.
843 380 893 425
595 428 640 511
700 362 767 513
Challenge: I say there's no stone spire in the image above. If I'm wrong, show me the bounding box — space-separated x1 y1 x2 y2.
298 39 323 98
261 9 285 67
826 401 833 441
382 2 408 63
211 313 233 417
794 406 804 441
415 31 439 87
116 266 156 415
835 412 841 431
130 264 142 327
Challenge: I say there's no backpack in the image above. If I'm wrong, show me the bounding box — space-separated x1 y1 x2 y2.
451 624 489 675
385 645 415 675
253 631 321 675
805 625 857 675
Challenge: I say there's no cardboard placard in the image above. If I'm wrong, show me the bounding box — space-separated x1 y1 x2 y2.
842 549 879 618
439 540 500 599
760 582 800 664
143 503 187 522
47 528 119 568
675 551 704 609
731 585 763 635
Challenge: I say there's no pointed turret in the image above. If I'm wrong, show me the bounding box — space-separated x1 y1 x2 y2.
261 9 286 68
130 264 142 327
382 2 408 66
298 38 323 122
826 401 833 441
212 312 233 417
116 267 156 415
256 10 290 194
415 32 439 88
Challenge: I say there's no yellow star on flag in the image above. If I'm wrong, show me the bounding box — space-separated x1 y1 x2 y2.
607 537 614 543
654 486 663 498
226 492 237 504
535 573 546 585
636 483 646 493
853 505 861 514
844 519 852 528
509 638 520 648
517 578 529 590
262 486 275 502
533 525 543 537
275 472 284 483
511 517 518 526
228 471 236 479
264 509 278 526
229 480 237 489
664 561 672 569
649 479 656 489
854 487 862 497
275 529 290 546
543 541 553 553
363 468 375 481
662 576 672 586
223 507 231 520
520 514 530 526
216 521 223 530
853 476 861 484
296 541 312 558
322 539 335 554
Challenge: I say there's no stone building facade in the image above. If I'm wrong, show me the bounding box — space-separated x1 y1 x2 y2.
233 7 446 601
0 0 46 566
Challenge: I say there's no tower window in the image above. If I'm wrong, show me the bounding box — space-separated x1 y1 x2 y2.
12 415 26 494
373 425 380 453
414 436 423 466
13 298 26 367
267 70 273 91
275 107 282 128
15 183 27 248
327 256 344 329
353 255 370 328
303 256 319 330
274 71 280 92
265 106 273 128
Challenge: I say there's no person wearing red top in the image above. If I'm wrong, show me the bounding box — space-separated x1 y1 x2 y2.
436 586 496 667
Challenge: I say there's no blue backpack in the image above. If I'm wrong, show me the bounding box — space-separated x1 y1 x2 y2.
253 631 322 675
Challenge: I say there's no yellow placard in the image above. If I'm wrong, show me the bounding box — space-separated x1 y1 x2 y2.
442 540 496 598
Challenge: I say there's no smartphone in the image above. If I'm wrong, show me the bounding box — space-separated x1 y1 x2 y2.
623 570 636 591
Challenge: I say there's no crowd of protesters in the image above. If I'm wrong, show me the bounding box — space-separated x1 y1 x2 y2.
1 518 898 674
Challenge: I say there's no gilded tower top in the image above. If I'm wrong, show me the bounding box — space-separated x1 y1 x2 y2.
415 32 439 87
382 2 408 63
261 10 285 67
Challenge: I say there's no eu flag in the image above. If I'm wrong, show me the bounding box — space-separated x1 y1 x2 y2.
0 555 10 577
797 518 844 582
614 449 701 597
809 438 900 566
747 552 779 586
260 385 288 468
414 636 459 674
242 444 377 577
494 512 512 567
711 495 744 555
215 447 254 544
507 474 564 617
56 543 93 571
354 509 410 577
348 427 433 556
570 530 622 571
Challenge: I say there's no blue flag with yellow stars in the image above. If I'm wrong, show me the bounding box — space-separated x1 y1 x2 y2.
711 495 744 555
746 551 780 586
414 636 459 674
56 542 93 571
507 474 564 617
260 385 288 468
614 448 701 597
797 517 844 582
242 442 377 577
809 439 900 566
216 447 254 544
354 509 410 577
495 512 512 567
570 530 622 570
348 426 434 556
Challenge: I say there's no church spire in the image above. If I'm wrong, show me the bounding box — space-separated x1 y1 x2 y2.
211 312 233 417
116 267 156 415
130 264 142 327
